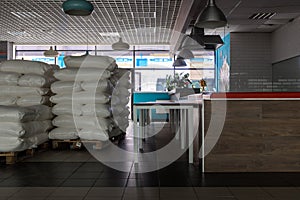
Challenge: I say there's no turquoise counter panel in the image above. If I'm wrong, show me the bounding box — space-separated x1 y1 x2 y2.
133 92 170 121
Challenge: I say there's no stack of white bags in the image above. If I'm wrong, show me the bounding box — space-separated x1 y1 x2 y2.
0 60 55 152
49 55 130 142
110 69 131 139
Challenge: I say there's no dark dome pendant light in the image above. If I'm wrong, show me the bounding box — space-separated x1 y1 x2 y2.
195 0 227 29
62 0 94 16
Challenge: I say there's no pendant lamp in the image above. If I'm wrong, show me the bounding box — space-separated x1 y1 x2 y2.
195 0 227 29
173 56 187 67
44 47 59 57
62 0 94 16
181 27 205 50
112 38 130 50
178 48 194 59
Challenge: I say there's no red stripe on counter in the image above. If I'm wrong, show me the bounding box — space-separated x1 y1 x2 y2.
210 92 300 98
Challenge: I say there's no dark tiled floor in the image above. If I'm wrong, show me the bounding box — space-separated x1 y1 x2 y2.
1 123 300 199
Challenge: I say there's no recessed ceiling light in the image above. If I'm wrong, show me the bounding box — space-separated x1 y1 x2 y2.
7 30 26 36
99 32 120 37
11 12 42 18
131 12 156 18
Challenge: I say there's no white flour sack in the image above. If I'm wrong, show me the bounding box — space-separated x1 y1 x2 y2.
0 96 18 106
0 137 28 152
49 128 79 140
50 92 110 104
0 86 49 96
29 105 53 121
52 103 82 116
64 55 117 71
52 115 113 130
81 104 111 117
51 81 83 94
113 69 131 78
18 74 52 88
78 129 109 141
0 60 53 76
80 80 110 92
113 87 130 96
111 95 129 106
0 106 36 122
26 132 49 148
53 68 111 81
0 120 52 138
17 95 50 107
0 72 20 86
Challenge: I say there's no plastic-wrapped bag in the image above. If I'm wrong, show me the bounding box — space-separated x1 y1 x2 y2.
78 129 109 141
49 128 79 140
0 137 28 152
0 96 18 106
18 74 52 88
81 104 111 117
80 80 110 92
54 68 111 81
29 105 53 121
51 81 83 94
0 120 52 137
50 92 110 104
64 55 117 71
0 86 49 96
0 106 36 122
0 60 53 76
17 95 49 106
111 96 129 106
52 115 113 130
27 132 49 148
0 72 20 86
52 103 82 116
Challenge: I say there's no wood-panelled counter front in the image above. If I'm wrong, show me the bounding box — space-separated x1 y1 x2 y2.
202 92 300 172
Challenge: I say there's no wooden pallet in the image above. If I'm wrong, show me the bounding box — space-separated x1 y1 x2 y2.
51 139 82 150
0 142 49 164
81 140 108 150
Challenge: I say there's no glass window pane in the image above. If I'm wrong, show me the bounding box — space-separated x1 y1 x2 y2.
134 69 175 92
135 50 174 68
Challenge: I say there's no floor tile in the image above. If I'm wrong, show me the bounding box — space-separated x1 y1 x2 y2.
48 187 90 197
127 179 159 187
124 187 159 197
46 197 84 200
69 172 102 179
263 187 300 200
60 179 96 187
194 187 234 199
229 187 273 200
93 179 127 187
86 187 124 197
160 187 198 200
0 187 22 197
8 197 46 200
11 187 56 197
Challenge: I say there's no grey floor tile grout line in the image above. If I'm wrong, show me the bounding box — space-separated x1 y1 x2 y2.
82 186 94 200
192 186 200 200
226 187 243 200
57 162 86 187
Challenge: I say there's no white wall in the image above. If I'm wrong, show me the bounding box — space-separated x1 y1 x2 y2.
272 16 300 63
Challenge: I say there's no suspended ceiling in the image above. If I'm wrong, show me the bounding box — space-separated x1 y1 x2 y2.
0 0 300 45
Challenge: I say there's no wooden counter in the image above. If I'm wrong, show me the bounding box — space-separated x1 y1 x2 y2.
203 92 300 172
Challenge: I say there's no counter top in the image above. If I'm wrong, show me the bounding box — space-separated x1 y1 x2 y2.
208 92 300 99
